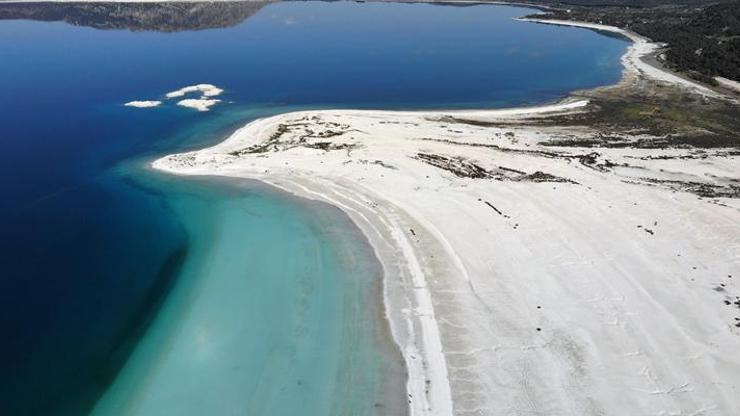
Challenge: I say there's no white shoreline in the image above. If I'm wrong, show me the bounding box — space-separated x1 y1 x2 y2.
518 17 728 99
715 76 740 94
151 14 740 416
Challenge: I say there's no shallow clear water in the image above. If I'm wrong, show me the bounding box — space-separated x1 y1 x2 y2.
0 2 629 415
90 175 402 415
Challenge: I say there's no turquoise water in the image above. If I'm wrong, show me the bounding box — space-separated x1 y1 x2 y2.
91 175 404 415
0 2 629 414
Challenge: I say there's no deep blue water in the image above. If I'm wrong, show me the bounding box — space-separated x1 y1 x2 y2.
0 2 629 415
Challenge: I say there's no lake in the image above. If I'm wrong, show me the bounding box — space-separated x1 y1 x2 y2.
0 2 629 415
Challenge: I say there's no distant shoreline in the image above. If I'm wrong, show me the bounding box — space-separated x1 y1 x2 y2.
517 17 728 100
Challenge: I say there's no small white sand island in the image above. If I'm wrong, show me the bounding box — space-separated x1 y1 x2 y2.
176 98 222 112
124 100 162 108
124 83 224 111
165 84 224 99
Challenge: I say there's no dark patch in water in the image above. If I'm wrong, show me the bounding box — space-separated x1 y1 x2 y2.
92 245 189 402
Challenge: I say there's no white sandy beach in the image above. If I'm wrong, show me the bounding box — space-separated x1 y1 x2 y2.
153 18 740 416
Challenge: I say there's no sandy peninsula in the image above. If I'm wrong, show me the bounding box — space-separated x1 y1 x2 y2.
153 18 740 416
